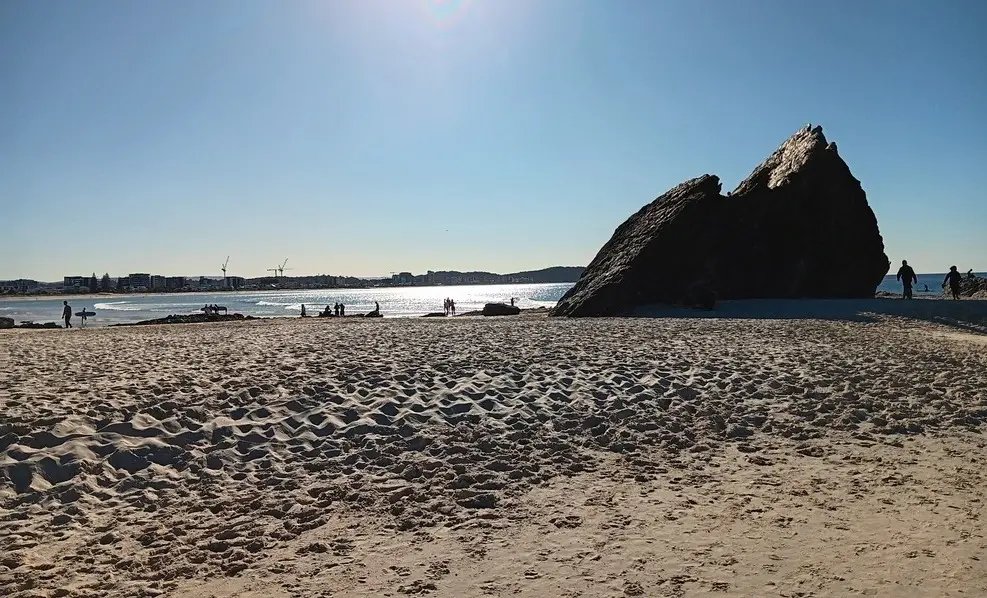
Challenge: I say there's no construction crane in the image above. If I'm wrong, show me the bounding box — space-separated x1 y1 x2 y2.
221 256 230 288
277 258 293 278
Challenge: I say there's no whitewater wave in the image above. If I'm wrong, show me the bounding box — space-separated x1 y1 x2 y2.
93 302 142 311
256 300 288 306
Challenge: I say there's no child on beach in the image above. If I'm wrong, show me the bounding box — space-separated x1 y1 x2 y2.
943 266 963 300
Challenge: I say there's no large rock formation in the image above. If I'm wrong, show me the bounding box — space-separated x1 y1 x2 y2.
553 125 890 316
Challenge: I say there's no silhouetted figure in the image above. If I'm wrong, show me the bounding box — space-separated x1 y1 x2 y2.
510 297 515 307
443 298 449 316
375 301 380 313
449 299 455 316
923 284 929 292
943 266 962 300
968 269 976 280
340 303 345 317
323 305 332 316
62 301 72 328
334 303 340 317
896 259 918 300
300 304 306 317
80 307 88 328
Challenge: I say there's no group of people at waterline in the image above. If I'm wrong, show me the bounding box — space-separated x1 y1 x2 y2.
299 302 354 317
60 301 93 328
896 261 976 300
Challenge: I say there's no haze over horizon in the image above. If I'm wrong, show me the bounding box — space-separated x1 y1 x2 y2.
3 0 985 281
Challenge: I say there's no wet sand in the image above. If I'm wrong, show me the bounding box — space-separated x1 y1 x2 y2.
2 305 986 597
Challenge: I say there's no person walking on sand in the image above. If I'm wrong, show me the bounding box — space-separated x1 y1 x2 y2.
943 266 963 300
80 307 88 328
340 303 345 317
62 301 72 328
449 299 456 316
896 259 918 299
300 304 306 317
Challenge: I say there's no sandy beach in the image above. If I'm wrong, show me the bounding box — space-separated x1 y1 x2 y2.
2 301 986 597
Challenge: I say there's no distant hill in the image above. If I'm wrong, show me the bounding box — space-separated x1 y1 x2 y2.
426 266 584 284
505 266 584 283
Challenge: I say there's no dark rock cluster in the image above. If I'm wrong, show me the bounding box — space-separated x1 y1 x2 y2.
111 313 258 327
481 303 521 317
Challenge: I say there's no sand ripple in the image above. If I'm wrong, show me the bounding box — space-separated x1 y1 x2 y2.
1 317 985 596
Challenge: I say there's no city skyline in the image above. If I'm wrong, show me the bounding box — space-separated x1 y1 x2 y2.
3 1 985 280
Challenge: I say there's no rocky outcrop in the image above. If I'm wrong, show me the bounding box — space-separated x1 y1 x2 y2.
15 321 62 329
482 303 521 317
111 313 257 327
944 275 987 298
0 317 13 329
553 125 890 316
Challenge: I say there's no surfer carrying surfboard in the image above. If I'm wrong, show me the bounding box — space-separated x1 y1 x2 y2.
62 301 72 328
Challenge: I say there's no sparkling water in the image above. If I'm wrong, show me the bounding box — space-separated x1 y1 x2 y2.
0 283 575 327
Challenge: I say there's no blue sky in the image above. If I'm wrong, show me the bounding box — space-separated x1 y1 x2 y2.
2 0 985 280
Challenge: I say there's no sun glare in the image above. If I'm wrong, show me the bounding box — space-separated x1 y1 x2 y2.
419 0 473 29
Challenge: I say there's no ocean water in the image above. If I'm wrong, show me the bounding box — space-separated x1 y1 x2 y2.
0 283 575 327
876 272 985 296
3 273 982 328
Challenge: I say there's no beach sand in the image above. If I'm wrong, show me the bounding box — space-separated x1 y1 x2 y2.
2 301 986 597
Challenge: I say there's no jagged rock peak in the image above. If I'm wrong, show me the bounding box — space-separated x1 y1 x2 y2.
733 125 835 194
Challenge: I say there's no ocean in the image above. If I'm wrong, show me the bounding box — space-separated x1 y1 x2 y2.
1 273 981 328
0 283 574 327
875 271 985 296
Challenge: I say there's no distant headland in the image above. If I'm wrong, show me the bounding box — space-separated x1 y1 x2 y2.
0 266 585 297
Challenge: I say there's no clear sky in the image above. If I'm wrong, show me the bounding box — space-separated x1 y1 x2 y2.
2 0 985 280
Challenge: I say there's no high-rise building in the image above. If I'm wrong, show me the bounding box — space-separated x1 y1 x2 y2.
128 273 152 289
63 276 86 289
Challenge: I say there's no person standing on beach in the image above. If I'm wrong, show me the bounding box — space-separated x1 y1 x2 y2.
300 304 306 317
62 301 72 328
896 260 918 299
943 266 963 300
340 303 345 317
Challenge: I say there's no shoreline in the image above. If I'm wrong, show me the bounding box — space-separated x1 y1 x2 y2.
4 297 985 331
